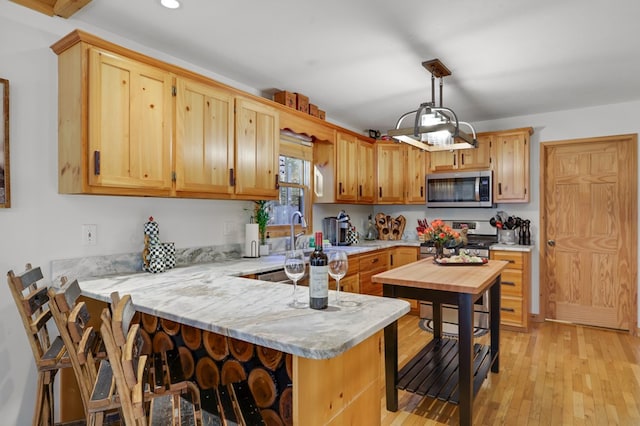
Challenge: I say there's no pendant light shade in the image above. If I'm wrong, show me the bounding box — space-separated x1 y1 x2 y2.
387 59 477 152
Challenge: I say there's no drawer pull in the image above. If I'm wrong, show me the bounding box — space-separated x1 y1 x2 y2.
501 307 516 313
502 281 516 286
371 258 379 264
507 259 516 263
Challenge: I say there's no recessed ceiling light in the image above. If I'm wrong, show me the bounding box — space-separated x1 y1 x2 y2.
161 0 180 9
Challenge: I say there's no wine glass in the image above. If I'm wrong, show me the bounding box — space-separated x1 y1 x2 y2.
328 251 358 307
284 250 308 309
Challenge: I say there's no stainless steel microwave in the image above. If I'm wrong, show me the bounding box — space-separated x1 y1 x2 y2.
426 170 493 208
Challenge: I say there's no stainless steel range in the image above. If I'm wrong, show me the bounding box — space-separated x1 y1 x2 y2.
419 220 498 336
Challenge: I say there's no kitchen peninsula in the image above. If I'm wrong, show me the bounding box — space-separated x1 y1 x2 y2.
75 262 410 425
373 258 509 426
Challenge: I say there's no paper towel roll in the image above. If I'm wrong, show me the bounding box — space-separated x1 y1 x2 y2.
245 224 259 257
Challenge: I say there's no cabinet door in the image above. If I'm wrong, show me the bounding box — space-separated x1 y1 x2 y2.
458 134 491 170
492 131 529 202
332 273 359 294
175 78 234 194
376 142 405 204
389 247 420 313
389 246 419 268
336 132 358 201
88 48 172 190
357 140 375 203
234 97 279 198
405 145 426 203
428 150 457 172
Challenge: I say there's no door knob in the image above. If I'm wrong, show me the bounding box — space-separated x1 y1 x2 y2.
547 240 555 247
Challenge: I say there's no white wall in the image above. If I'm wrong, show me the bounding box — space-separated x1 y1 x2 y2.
1 3 638 424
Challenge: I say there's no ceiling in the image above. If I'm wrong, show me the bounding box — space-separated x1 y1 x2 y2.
16 0 640 134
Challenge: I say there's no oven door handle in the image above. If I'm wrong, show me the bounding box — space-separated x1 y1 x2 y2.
474 177 480 201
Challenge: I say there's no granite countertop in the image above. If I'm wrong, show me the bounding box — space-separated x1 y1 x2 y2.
77 257 410 360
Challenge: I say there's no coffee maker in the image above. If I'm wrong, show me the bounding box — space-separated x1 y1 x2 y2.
323 210 351 246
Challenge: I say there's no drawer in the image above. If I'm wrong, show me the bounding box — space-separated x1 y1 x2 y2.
359 251 389 270
500 269 524 297
500 297 524 327
491 251 525 270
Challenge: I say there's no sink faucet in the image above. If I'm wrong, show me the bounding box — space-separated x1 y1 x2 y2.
290 211 307 250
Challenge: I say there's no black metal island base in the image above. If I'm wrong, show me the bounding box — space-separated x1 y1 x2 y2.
372 258 509 426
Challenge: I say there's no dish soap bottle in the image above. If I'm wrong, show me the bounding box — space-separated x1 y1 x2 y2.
364 214 378 240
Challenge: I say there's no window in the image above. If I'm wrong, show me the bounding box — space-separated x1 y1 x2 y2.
266 137 312 237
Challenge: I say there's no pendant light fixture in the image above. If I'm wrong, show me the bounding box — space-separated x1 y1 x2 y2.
387 59 477 151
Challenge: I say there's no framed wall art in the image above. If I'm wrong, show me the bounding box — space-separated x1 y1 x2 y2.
0 78 9 208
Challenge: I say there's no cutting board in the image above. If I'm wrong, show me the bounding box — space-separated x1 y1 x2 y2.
375 213 406 240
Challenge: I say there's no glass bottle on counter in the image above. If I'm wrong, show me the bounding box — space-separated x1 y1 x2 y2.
309 231 329 310
364 214 378 240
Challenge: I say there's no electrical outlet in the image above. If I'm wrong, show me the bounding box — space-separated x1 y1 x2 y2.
82 224 97 245
223 221 236 236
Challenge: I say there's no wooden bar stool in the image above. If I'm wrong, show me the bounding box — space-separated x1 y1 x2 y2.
48 278 118 426
101 293 264 425
99 293 198 425
7 264 70 426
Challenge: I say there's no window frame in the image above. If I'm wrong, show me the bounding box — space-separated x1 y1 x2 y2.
266 138 313 238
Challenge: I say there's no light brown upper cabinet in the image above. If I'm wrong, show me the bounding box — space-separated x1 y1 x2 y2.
175 77 234 196
56 44 174 196
490 127 532 203
376 141 405 204
357 140 375 203
335 131 359 202
52 30 280 200
405 145 427 204
89 48 173 192
427 135 491 173
375 142 427 205
234 97 279 198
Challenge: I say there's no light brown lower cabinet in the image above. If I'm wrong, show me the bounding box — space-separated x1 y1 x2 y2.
388 246 420 314
489 250 530 331
358 249 390 297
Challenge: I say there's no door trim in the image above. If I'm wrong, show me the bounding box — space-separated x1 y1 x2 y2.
539 133 638 335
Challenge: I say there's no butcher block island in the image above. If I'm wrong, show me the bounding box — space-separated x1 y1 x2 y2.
76 264 410 425
372 258 509 426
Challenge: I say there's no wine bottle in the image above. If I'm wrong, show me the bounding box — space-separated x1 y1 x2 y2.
309 231 329 309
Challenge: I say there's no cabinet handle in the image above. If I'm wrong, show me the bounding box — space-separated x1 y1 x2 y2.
359 185 362 197
420 186 424 197
461 153 465 165
498 182 502 195
502 281 516 286
275 175 279 189
339 182 343 194
229 168 235 186
390 255 393 266
453 154 456 166
501 307 516 313
379 187 382 198
94 151 100 175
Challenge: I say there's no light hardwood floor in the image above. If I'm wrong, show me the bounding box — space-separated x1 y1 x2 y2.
381 315 640 425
